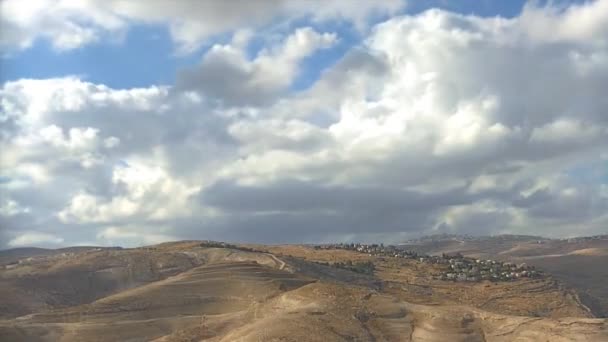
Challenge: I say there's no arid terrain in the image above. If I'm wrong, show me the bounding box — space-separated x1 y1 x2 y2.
0 239 607 341
400 234 608 318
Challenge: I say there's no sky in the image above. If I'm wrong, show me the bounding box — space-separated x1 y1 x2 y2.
1 0 607 248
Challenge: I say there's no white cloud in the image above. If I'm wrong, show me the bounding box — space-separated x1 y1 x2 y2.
177 27 337 106
228 118 332 154
0 0 125 51
0 77 170 142
0 0 404 53
530 119 604 145
0 199 30 217
103 136 120 149
2 1 608 246
96 226 177 247
8 232 64 247
210 5 608 189
6 163 51 185
433 96 513 156
57 159 195 224
436 201 514 236
519 0 608 43
38 125 100 150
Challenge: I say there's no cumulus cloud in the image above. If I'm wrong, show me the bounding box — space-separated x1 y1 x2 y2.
519 0 608 43
57 159 195 224
176 27 337 106
198 3 608 240
0 0 125 51
0 199 30 217
0 0 403 53
2 1 608 247
0 77 211 248
8 232 64 247
96 226 177 247
530 119 606 146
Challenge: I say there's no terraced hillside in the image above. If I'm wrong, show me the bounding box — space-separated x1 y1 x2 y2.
400 235 608 317
0 241 606 341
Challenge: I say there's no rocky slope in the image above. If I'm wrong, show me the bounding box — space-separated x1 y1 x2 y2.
0 241 606 341
400 235 608 317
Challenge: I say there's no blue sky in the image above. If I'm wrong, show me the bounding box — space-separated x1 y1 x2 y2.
1 0 607 248
1 24 198 87
1 0 546 89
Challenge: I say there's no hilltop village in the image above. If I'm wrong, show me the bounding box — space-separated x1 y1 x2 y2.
7 241 545 283
314 243 543 282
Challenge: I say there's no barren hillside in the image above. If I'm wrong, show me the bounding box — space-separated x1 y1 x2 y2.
400 235 608 317
0 241 606 341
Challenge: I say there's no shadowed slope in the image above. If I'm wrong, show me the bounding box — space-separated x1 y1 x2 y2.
0 241 606 341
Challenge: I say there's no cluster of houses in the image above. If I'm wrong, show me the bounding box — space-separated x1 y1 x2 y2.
314 243 419 258
435 257 542 282
314 243 543 282
563 235 608 243
200 241 240 249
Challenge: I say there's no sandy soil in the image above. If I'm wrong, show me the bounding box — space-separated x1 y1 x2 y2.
0 242 606 341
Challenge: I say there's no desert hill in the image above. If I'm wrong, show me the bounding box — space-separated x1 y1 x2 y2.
0 240 606 341
399 234 608 317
